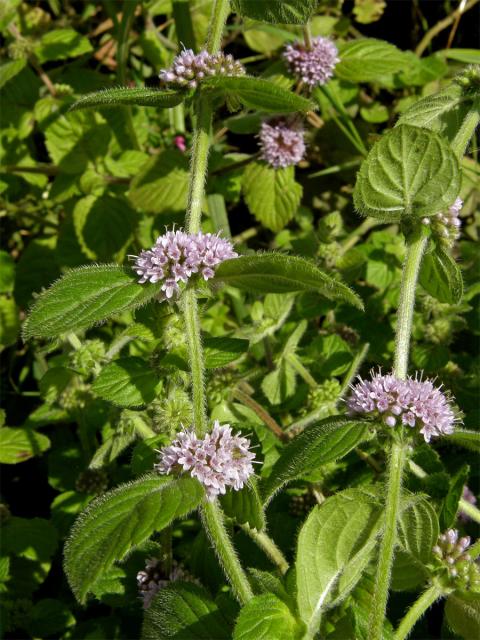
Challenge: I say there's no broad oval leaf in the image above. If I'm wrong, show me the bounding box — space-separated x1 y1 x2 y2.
391 495 439 591
142 582 233 640
92 357 160 408
23 265 162 340
354 124 461 221
233 593 303 640
296 490 383 636
232 0 319 24
419 247 463 304
262 416 370 503
220 478 265 531
444 591 480 640
336 39 410 84
204 336 249 369
64 474 204 603
70 87 184 111
202 76 314 113
242 162 302 232
214 254 363 310
0 427 50 464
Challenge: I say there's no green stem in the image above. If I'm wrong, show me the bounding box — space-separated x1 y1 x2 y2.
241 525 289 575
450 103 480 160
285 353 317 389
205 0 230 53
186 94 212 234
303 23 313 50
394 227 428 380
369 441 407 640
201 500 253 604
182 289 207 435
394 584 443 640
338 342 370 400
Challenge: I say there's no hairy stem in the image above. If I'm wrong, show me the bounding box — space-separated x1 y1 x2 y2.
394 227 428 380
451 104 480 160
241 524 289 575
369 441 407 640
186 94 212 234
201 500 253 604
182 290 207 435
395 584 443 640
232 387 288 442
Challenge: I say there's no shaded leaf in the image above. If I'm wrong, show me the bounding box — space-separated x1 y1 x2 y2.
0 427 50 464
233 593 303 640
232 0 319 24
420 247 463 304
203 336 249 369
445 591 480 640
220 478 265 530
71 87 184 111
92 357 159 408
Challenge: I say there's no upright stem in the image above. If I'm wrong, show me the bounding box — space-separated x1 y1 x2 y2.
186 94 212 234
201 500 253 604
395 584 443 640
182 290 207 435
241 524 289 575
394 227 428 380
369 441 407 640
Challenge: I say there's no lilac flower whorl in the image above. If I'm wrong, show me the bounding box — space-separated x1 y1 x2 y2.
259 120 306 169
283 36 339 87
432 529 480 589
155 422 255 500
133 230 237 300
347 371 458 442
159 49 245 89
422 197 463 247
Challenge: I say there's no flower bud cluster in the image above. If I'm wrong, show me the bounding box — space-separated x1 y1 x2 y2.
283 36 339 87
75 469 108 495
259 119 306 168
151 389 193 437
137 558 198 608
70 339 106 377
432 529 480 591
159 49 245 89
347 371 458 442
133 230 237 300
422 197 463 247
289 492 317 517
155 422 255 500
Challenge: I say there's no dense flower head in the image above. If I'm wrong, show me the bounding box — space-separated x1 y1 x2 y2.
133 230 237 299
159 49 245 89
259 119 306 168
433 529 480 590
422 197 463 247
347 370 458 442
155 421 255 500
137 558 198 608
283 36 339 87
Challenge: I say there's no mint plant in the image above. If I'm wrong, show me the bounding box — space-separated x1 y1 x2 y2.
2 1 479 639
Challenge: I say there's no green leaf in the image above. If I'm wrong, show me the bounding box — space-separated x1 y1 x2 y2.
64 474 204 603
70 87 184 111
0 251 15 293
214 254 363 309
23 265 163 340
261 359 297 405
232 0 319 24
441 429 480 453
202 76 314 113
440 465 469 530
27 599 75 638
353 125 461 221
0 427 51 464
128 149 190 214
336 39 409 84
203 336 249 369
296 490 383 635
242 162 302 232
0 58 26 90
34 28 93 63
142 582 233 639
220 478 265 530
443 48 480 64
0 295 20 350
1 517 58 562
89 431 137 469
262 417 370 502
92 357 159 408
391 496 439 591
445 591 480 640
233 593 303 640
419 247 463 304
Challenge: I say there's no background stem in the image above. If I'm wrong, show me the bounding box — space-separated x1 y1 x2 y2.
241 525 289 574
394 584 443 640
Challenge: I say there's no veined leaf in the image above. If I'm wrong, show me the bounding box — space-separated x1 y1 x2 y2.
92 357 160 408
70 87 184 111
336 39 409 84
262 416 370 503
354 124 461 221
34 28 92 63
419 247 463 304
0 58 26 90
232 0 319 24
242 162 302 232
445 591 480 640
441 429 480 453
204 336 249 369
296 490 383 636
0 427 50 464
23 265 163 340
214 254 363 309
220 478 265 531
202 76 314 113
440 465 469 530
397 84 469 132
142 582 233 640
64 474 204 603
233 593 303 640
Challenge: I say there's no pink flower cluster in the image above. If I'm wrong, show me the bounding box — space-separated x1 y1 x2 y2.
422 197 463 246
347 371 457 442
259 119 306 169
432 529 475 582
159 49 245 89
283 36 339 87
155 422 255 500
133 230 237 299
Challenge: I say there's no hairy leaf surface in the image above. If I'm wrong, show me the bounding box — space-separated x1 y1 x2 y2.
70 87 184 111
233 593 303 640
